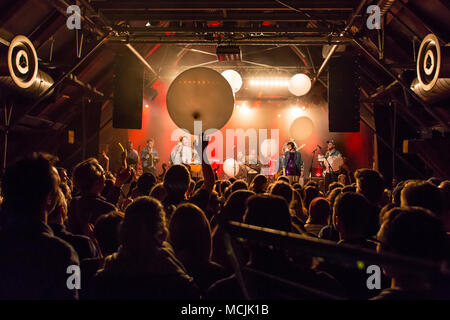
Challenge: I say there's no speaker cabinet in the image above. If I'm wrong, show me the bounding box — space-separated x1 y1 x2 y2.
328 55 360 132
113 51 143 129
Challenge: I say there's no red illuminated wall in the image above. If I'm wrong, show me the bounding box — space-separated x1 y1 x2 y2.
127 81 374 178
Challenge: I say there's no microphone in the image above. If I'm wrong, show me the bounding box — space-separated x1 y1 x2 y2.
312 148 318 152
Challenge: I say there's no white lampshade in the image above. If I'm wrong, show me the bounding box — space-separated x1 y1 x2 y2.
221 70 243 93
288 73 311 96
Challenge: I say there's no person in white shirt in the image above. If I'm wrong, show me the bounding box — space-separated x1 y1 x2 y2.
171 136 193 165
323 139 343 192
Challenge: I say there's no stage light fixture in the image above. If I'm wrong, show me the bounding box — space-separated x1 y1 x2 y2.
240 104 251 116
290 106 304 119
216 45 241 62
249 77 290 87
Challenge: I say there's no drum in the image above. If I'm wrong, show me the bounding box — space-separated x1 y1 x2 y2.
190 164 202 173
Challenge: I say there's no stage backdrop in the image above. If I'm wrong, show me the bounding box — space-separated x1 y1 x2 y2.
104 79 374 179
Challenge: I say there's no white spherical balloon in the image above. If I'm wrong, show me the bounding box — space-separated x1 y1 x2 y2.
260 139 279 158
288 73 311 96
223 158 239 177
221 70 243 93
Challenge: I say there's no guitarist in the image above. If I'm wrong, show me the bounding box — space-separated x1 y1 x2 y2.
141 138 159 175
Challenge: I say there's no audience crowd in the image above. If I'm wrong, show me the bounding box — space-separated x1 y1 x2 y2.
0 144 449 300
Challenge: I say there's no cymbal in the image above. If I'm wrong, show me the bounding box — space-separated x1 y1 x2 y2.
166 67 235 134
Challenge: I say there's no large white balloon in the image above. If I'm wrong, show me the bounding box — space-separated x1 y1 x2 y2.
288 73 311 96
221 70 243 93
260 139 279 158
223 158 240 177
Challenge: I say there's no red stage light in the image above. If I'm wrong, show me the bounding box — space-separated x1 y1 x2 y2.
314 166 323 177
208 21 223 27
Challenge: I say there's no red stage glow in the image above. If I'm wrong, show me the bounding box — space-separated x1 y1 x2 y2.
207 21 223 27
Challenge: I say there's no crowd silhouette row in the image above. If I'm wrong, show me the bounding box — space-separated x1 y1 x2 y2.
0 145 449 300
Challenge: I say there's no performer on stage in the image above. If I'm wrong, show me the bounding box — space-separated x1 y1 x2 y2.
283 141 303 184
276 143 287 177
141 138 159 175
323 139 344 192
126 140 139 170
171 136 192 165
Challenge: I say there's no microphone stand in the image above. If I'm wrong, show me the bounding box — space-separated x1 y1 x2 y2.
233 146 237 178
309 149 317 181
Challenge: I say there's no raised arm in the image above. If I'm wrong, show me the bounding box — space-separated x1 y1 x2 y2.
195 134 214 193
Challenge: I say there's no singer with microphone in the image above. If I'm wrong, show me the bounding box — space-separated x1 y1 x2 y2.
283 141 303 184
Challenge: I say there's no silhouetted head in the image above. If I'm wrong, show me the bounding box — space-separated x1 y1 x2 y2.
222 190 255 222
354 168 384 204
333 192 370 239
401 180 443 217
307 197 330 225
94 211 124 256
137 173 157 196
169 203 212 263
163 165 190 199
120 197 167 255
72 158 105 195
2 152 60 220
249 174 268 194
270 181 294 206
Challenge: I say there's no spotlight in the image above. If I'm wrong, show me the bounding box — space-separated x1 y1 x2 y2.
145 104 149 108
277 113 281 118
239 103 251 116
248 77 290 87
216 45 241 62
290 106 304 119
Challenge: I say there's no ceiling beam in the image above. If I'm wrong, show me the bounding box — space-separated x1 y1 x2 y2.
116 26 332 34
107 35 352 45
101 12 350 21
91 1 355 11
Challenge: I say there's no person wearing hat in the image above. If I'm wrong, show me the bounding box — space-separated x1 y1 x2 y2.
323 139 343 192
